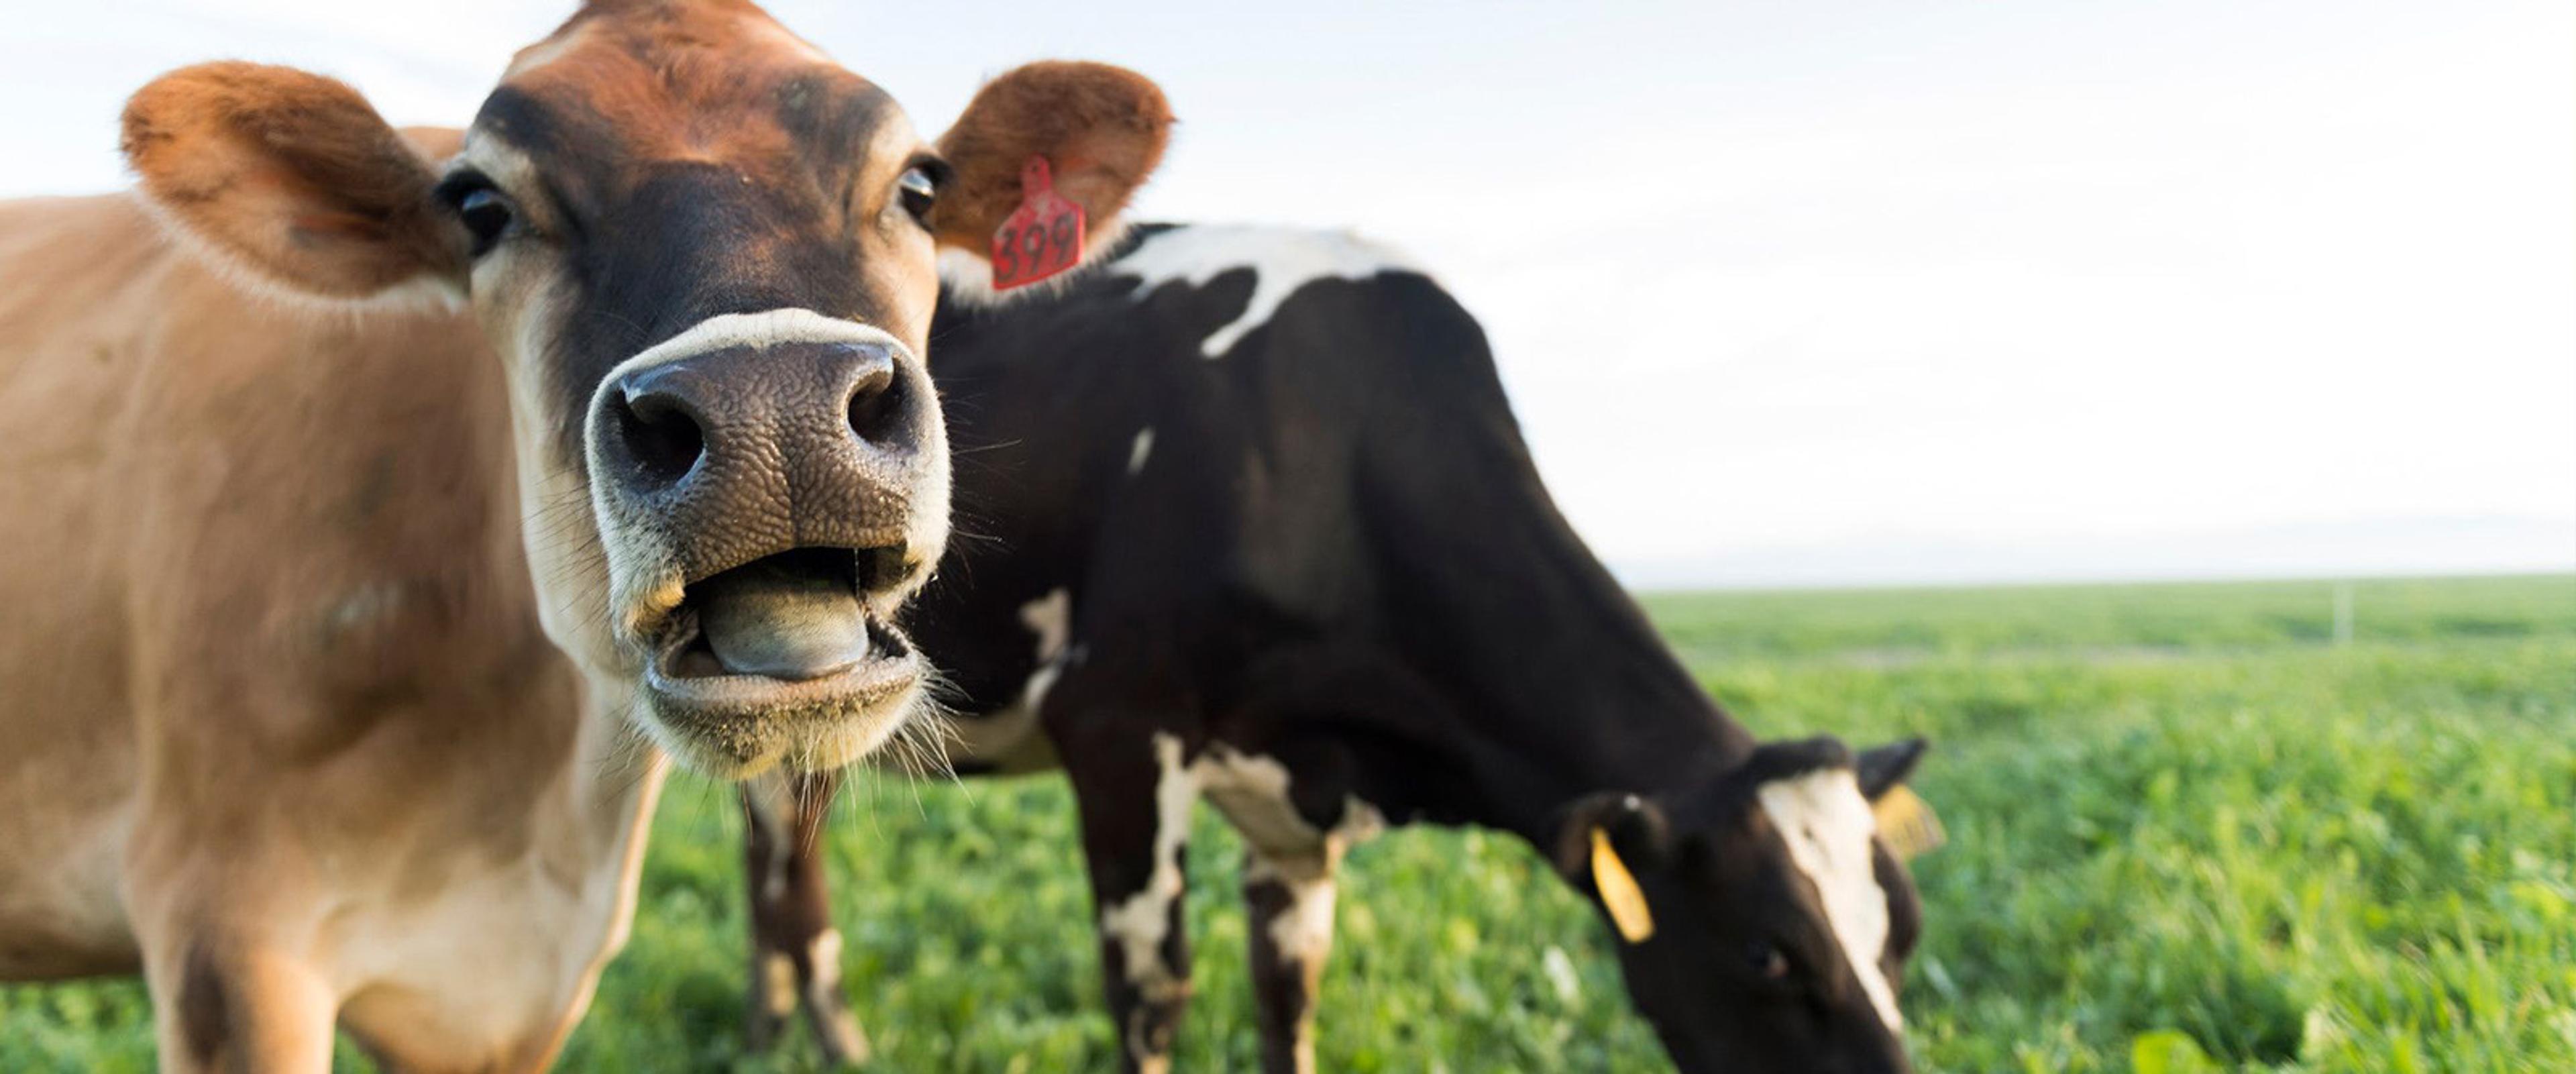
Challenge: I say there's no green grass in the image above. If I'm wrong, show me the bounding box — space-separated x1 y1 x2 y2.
5 574 2571 1071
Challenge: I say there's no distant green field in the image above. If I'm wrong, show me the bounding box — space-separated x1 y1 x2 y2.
7 574 2571 1072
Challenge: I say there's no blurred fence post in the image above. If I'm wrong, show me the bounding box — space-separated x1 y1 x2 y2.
2332 582 2354 646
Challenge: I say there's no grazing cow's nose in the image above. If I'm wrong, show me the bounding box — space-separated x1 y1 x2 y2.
592 338 936 594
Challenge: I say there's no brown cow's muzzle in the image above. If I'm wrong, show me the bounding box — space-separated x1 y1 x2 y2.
585 315 949 777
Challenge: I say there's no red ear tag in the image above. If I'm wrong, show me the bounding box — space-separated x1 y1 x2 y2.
989 156 1085 290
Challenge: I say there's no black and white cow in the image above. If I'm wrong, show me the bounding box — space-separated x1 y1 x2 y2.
740 223 1935 1073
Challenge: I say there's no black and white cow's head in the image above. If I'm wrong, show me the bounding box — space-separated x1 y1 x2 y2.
1557 737 1930 1073
118 0 1170 776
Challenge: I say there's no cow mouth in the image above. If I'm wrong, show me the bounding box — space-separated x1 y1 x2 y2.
637 546 922 775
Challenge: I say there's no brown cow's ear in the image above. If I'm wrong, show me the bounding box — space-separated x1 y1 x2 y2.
397 125 468 165
123 62 466 303
930 60 1172 265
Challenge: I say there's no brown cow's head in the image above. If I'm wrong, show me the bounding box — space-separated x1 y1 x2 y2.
1556 737 1931 1074
120 0 1171 777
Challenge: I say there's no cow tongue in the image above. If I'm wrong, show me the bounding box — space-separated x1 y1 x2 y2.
694 561 870 681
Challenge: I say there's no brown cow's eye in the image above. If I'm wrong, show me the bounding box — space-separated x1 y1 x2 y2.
1747 942 1788 980
437 173 515 258
458 191 513 254
896 166 937 223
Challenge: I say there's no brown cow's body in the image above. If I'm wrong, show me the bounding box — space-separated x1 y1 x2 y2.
0 3 1172 1067
0 193 663 1068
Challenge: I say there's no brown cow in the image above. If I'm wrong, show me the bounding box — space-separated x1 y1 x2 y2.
0 2 1169 1070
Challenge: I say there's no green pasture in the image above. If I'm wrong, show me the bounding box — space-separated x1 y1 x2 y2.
7 574 2571 1072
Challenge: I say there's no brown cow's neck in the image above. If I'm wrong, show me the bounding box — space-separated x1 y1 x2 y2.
558 678 673 873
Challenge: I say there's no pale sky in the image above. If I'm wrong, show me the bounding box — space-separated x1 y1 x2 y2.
5 1 2569 586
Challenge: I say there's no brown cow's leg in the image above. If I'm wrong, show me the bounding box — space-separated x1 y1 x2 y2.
1067 731 1197 1074
1244 847 1339 1074
740 769 869 1067
142 934 336 1074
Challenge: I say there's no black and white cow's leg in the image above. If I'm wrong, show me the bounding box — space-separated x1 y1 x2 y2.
739 769 870 1067
1197 728 1388 1074
1065 729 1201 1074
1242 844 1340 1074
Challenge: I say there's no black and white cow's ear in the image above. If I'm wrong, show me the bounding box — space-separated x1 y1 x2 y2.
1554 793 1670 944
1552 792 1672 878
930 60 1173 263
122 62 468 304
1856 737 1930 801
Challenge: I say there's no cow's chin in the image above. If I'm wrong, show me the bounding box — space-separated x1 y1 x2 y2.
627 555 928 778
635 637 925 779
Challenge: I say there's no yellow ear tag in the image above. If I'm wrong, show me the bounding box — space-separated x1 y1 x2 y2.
1870 785 1947 860
1589 827 1656 943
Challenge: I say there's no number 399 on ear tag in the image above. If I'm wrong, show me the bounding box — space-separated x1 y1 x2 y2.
989 156 1085 291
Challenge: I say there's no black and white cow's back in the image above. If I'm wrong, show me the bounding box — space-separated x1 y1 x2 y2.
925 224 1480 770
745 223 1932 1074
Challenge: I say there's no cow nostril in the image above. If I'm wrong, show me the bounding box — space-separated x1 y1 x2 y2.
613 390 705 489
845 364 905 448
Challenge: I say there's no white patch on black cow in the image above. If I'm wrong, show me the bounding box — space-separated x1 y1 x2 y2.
759 951 798 1017
1096 737 1385 1010
1098 734 1198 1008
1020 588 1072 661
1113 225 1421 358
939 588 1071 767
1196 746 1383 975
1011 588 1073 724
1127 427 1155 476
1756 769 1901 1030
803 927 847 1014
